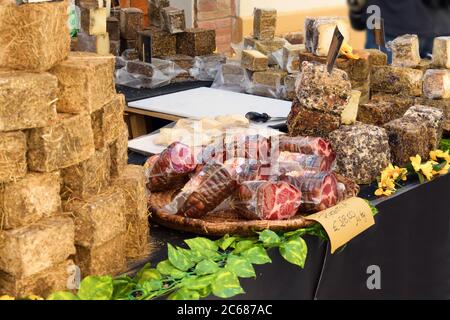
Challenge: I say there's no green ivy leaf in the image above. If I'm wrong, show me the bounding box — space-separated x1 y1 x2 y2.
197 285 212 298
47 291 80 300
195 259 219 275
211 270 244 299
141 280 163 293
112 277 136 300
168 244 195 271
156 260 186 279
77 276 114 300
185 237 218 252
136 268 162 286
225 255 256 278
258 230 281 246
279 237 308 268
179 248 205 263
168 288 200 300
216 235 237 251
284 229 306 238
241 246 271 265
182 274 216 291
233 240 256 254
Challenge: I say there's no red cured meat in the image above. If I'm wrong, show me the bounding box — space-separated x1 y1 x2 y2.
233 181 302 220
144 142 197 192
281 171 338 213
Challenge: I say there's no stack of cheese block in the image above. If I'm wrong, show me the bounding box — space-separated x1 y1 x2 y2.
76 0 111 55
287 17 447 184
0 1 149 298
240 8 292 99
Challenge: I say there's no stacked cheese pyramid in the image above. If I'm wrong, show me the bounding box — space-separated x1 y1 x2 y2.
0 1 149 298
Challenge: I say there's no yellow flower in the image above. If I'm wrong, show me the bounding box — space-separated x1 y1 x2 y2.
420 161 435 180
433 162 450 176
375 188 384 196
28 295 44 300
430 150 450 162
0 295 15 300
410 155 422 172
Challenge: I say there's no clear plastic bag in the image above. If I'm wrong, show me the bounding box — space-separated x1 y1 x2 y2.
281 171 338 213
189 54 227 81
211 63 248 93
144 142 197 193
232 181 302 220
246 82 282 99
162 161 237 218
277 152 332 172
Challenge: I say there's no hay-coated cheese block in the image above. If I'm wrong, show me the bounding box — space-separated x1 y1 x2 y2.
242 50 268 71
384 118 430 166
61 147 111 200
107 16 120 41
27 113 95 172
415 97 450 133
160 6 186 34
149 0 170 27
341 90 361 125
422 69 450 99
120 7 143 40
254 37 286 56
219 63 246 86
284 74 297 101
357 101 404 125
287 101 341 138
329 124 391 184
370 93 416 112
432 36 450 69
0 71 57 132
76 31 110 55
0 1 70 72
253 69 287 87
283 31 304 45
304 17 350 57
388 34 421 68
109 40 120 56
403 105 445 151
63 189 126 248
0 131 27 183
162 54 194 70
112 165 149 260
364 49 388 66
110 123 129 178
0 260 74 298
0 172 61 230
0 216 75 277
414 59 433 71
50 52 116 114
371 66 423 96
283 44 306 73
296 61 352 115
176 28 216 57
80 7 107 35
75 233 126 277
142 27 177 57
126 60 155 77
253 8 277 40
91 94 126 149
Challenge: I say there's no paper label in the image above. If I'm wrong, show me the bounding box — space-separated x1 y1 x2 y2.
307 197 375 253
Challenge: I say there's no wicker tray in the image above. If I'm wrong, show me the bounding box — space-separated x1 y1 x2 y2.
149 174 360 236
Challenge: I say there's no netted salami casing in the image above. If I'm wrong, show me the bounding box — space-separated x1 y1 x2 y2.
144 142 196 192
276 136 336 167
281 171 338 213
232 181 302 221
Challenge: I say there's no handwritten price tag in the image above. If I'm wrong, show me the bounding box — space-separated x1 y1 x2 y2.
307 197 375 253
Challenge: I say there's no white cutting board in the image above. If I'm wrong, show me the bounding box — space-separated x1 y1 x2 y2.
128 87 292 119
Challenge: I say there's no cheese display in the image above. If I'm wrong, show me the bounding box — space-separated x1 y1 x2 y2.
304 17 350 57
160 7 186 34
384 119 430 166
120 8 143 40
432 36 450 69
371 66 423 96
403 105 445 151
358 101 408 125
253 8 277 40
242 50 269 71
176 28 216 57
253 69 287 87
284 74 297 101
388 34 421 68
140 28 177 58
415 97 450 133
422 69 450 99
283 44 306 73
329 124 391 184
149 0 170 28
107 17 120 41
80 7 107 35
295 61 352 115
364 49 388 66
341 90 361 125
283 31 304 45
76 32 110 55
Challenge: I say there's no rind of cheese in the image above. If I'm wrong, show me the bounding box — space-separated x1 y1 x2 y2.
81 8 107 36
306 17 350 57
423 69 450 99
432 36 450 69
341 90 361 125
